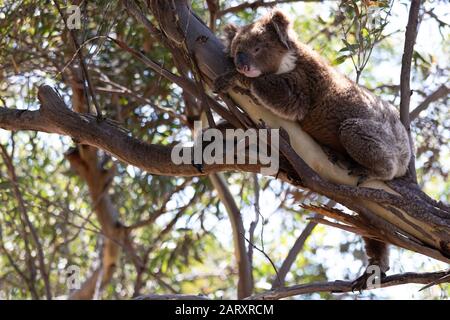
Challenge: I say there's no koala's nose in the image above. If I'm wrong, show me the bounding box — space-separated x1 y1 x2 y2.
235 52 250 71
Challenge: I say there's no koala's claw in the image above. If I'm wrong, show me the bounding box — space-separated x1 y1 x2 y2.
351 272 370 293
321 145 339 164
328 153 339 164
213 71 236 93
348 166 369 186
213 76 230 93
351 269 387 293
279 126 291 145
356 174 369 186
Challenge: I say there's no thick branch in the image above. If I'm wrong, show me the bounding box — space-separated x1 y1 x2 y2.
0 2 448 296
0 86 261 177
135 294 209 300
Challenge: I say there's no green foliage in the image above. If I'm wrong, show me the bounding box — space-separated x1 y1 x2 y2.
335 0 393 82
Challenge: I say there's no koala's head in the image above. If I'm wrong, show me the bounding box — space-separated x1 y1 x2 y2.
223 10 297 78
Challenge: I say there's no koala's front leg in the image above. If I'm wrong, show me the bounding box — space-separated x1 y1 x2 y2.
213 69 251 93
250 74 309 121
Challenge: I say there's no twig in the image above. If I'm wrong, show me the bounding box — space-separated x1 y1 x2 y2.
53 0 102 119
0 145 52 299
206 0 219 31
243 232 281 288
248 174 260 279
271 220 317 288
410 84 449 120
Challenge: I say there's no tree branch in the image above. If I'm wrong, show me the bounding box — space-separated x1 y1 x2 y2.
248 271 449 300
53 0 102 118
65 73 132 300
209 173 253 298
410 84 449 120
0 86 262 177
135 294 209 300
134 270 449 300
0 145 52 299
272 220 317 288
400 0 422 183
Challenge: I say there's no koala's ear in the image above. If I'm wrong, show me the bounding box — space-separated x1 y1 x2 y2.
222 23 239 53
269 9 291 49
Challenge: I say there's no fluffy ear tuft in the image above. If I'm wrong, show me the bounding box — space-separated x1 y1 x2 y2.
270 9 291 29
266 9 291 49
221 23 239 54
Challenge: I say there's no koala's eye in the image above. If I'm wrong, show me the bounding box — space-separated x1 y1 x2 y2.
253 47 261 54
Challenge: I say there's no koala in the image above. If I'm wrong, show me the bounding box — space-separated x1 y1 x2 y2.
215 10 411 185
215 9 413 289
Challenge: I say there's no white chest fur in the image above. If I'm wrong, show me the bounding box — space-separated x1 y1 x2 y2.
276 50 297 74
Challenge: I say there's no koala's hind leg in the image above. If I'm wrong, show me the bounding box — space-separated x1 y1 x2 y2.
338 118 398 182
352 238 389 292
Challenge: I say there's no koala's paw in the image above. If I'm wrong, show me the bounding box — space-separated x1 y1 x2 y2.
348 166 369 186
321 145 339 164
237 74 252 89
279 126 291 145
351 267 387 293
213 73 234 93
